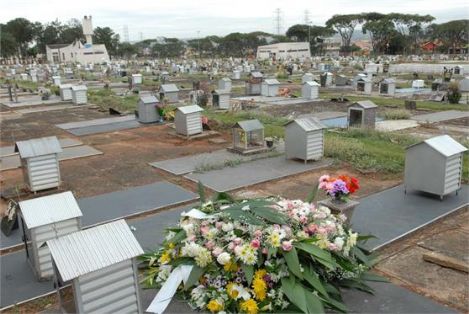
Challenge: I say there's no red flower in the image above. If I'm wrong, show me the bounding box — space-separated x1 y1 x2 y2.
338 175 360 194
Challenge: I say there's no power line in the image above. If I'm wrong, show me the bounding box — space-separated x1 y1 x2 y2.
304 10 310 25
274 8 283 35
123 25 129 42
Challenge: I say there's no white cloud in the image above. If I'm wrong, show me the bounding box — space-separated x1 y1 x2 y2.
2 0 468 39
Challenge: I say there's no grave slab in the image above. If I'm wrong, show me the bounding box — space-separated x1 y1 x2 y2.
65 120 142 136
0 182 198 251
375 119 419 131
0 145 102 171
150 145 284 176
185 156 333 192
2 96 67 108
412 110 469 123
15 104 85 114
350 184 469 251
55 115 136 129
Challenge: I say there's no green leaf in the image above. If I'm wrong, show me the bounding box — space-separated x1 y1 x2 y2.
283 247 303 279
322 296 347 313
224 209 264 225
324 283 341 296
352 247 372 267
303 265 328 297
252 206 288 224
305 291 324 314
267 246 277 259
360 271 389 282
184 266 205 290
281 277 308 314
169 230 187 244
197 181 206 203
305 182 320 203
242 264 254 286
339 279 375 294
212 191 235 203
295 242 332 261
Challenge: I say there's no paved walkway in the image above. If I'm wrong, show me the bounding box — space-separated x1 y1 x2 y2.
412 110 469 123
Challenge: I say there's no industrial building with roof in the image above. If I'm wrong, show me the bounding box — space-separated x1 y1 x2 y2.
256 42 311 60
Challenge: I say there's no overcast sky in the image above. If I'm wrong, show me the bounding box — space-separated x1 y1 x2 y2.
3 0 468 40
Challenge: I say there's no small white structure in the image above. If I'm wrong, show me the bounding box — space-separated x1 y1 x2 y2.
159 84 179 102
285 117 325 163
379 78 396 96
412 79 425 89
30 69 37 82
212 89 231 110
19 191 82 280
302 81 320 99
20 73 28 81
59 84 73 101
405 135 467 199
302 73 314 83
71 85 88 105
232 70 241 80
137 96 160 123
175 105 203 136
218 77 232 91
261 79 280 97
232 119 265 154
458 77 469 92
52 75 61 86
335 74 348 86
132 73 143 86
356 77 372 94
48 220 144 314
15 136 62 192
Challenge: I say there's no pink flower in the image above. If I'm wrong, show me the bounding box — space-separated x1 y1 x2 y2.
212 247 223 257
299 215 308 224
251 239 260 249
262 248 268 255
215 221 223 229
228 242 236 251
328 243 338 251
200 225 209 235
188 235 196 241
254 230 263 238
233 237 242 245
307 223 318 234
317 227 328 235
282 240 293 252
319 175 330 183
205 241 215 250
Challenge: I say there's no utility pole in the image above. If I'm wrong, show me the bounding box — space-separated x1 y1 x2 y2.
304 10 310 25
123 25 129 42
274 8 282 35
139 32 143 42
197 30 200 58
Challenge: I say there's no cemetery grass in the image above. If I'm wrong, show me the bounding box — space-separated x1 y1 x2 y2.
87 88 139 112
0 78 38 91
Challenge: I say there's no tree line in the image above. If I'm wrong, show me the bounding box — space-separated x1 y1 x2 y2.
1 14 467 59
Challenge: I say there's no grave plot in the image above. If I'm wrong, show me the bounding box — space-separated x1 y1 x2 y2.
185 155 333 192
0 181 198 251
2 95 68 108
55 115 143 136
412 110 469 123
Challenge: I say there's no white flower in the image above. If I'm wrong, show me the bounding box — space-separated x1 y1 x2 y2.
217 252 231 265
233 285 251 300
241 205 250 211
334 237 345 251
195 248 213 267
222 222 234 232
165 231 176 241
181 242 203 257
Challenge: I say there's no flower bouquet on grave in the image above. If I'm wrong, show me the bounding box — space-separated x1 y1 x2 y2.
140 183 384 314
318 175 360 203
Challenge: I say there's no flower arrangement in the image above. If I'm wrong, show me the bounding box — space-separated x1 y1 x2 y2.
141 183 381 314
319 175 360 202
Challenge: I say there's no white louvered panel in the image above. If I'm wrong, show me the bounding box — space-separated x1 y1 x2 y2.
28 158 57 167
31 182 60 191
29 166 58 176
35 224 79 243
35 219 78 237
444 155 462 194
28 154 56 162
86 295 138 314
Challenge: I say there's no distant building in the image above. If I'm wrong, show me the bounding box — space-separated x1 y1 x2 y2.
323 37 341 57
256 42 310 60
46 16 110 64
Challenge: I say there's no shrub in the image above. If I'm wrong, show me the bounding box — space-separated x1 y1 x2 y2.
447 82 461 104
383 109 411 120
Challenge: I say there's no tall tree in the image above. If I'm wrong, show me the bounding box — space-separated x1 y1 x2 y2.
286 24 335 55
362 17 395 54
4 18 34 56
431 19 469 54
325 14 364 55
0 24 18 58
93 27 119 57
60 19 84 43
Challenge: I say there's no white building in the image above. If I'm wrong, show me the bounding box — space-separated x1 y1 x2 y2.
256 42 310 60
46 16 110 64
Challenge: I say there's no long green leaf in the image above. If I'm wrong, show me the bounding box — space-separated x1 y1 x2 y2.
305 182 319 203
253 206 287 224
360 271 389 282
242 264 254 286
197 181 206 203
322 296 347 313
295 242 332 261
352 247 372 267
184 266 205 290
283 247 303 279
303 265 328 297
169 229 187 244
305 291 324 314
281 277 308 314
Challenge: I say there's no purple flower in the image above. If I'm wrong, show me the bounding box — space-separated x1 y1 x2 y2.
330 179 349 197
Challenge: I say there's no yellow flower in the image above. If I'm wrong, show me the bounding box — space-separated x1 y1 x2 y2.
207 299 224 313
223 260 238 272
158 251 171 264
240 299 259 314
252 277 267 301
226 282 239 299
254 269 267 280
167 242 175 249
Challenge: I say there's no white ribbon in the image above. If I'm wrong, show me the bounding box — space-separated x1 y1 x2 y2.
181 208 217 219
146 265 193 314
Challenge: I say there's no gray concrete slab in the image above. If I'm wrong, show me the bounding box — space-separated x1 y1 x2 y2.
351 184 469 251
0 182 198 251
412 110 469 123
0 145 102 171
150 144 284 176
341 281 456 313
0 138 83 157
15 104 83 114
2 96 67 108
185 156 333 192
375 119 419 132
64 120 142 136
56 115 136 130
